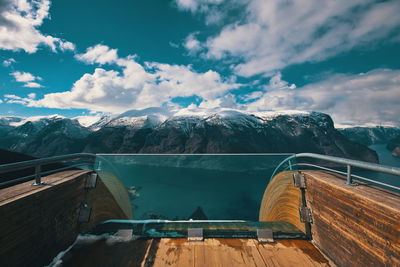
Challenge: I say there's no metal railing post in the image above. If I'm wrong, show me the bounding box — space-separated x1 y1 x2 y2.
345 164 358 186
32 165 44 186
288 160 293 171
346 165 352 184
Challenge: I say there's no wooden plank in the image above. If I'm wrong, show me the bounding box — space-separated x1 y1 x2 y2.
0 169 88 204
35 237 330 266
303 170 400 267
146 238 330 267
207 238 250 267
151 238 194 267
255 239 331 267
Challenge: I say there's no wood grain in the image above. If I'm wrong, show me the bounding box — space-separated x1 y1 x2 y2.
58 238 331 266
259 170 305 233
303 170 400 267
150 238 331 267
0 170 132 267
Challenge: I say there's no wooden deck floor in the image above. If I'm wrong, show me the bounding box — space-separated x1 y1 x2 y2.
58 238 332 267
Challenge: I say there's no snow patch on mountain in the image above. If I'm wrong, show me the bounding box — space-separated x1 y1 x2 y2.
106 115 165 129
9 114 65 127
73 115 104 128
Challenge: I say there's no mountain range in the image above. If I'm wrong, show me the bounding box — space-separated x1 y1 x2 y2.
338 126 400 146
1 108 395 162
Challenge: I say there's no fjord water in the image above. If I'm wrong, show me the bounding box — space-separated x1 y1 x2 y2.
361 144 400 188
97 155 294 221
370 144 400 168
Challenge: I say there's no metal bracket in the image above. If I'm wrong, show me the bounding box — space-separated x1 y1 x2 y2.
117 229 133 241
257 229 274 243
31 181 47 186
188 228 203 241
299 207 313 223
293 173 307 189
78 203 91 223
85 172 98 189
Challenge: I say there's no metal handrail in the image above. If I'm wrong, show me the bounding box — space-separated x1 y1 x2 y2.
271 153 400 187
283 163 400 191
1 152 399 190
0 162 93 188
0 153 96 186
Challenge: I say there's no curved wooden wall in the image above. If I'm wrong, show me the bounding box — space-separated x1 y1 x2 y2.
0 170 132 266
259 170 305 233
303 170 400 267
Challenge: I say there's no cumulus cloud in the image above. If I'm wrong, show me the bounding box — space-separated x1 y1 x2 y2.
174 0 224 13
181 0 400 77
12 71 36 82
2 57 16 67
0 0 75 53
3 94 31 105
28 92 36 99
24 82 42 88
11 71 43 87
174 0 229 25
244 69 400 126
184 33 202 54
75 44 119 65
26 44 240 113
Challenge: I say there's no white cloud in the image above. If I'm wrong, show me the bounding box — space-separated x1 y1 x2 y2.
2 58 16 67
183 0 400 77
267 72 296 90
3 94 31 105
169 41 179 48
12 71 36 82
26 45 240 113
24 82 42 88
244 69 400 126
11 71 43 87
174 0 224 13
75 44 118 65
184 33 202 54
174 0 227 25
27 93 36 99
0 0 75 53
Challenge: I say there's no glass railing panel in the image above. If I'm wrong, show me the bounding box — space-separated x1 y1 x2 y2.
95 154 296 221
92 220 305 239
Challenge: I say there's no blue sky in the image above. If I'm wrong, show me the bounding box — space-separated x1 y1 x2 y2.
0 0 400 126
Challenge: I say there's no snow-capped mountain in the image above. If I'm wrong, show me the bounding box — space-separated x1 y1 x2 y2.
0 116 91 157
0 109 379 162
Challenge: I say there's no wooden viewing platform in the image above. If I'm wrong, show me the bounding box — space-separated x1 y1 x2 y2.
54 238 331 267
0 167 399 266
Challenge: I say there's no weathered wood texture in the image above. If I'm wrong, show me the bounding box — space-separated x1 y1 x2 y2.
259 171 305 233
0 170 131 267
303 170 400 267
56 238 331 267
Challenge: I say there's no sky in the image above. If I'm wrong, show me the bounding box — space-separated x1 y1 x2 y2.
0 0 399 127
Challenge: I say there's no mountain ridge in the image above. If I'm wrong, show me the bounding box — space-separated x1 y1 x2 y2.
0 109 379 163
